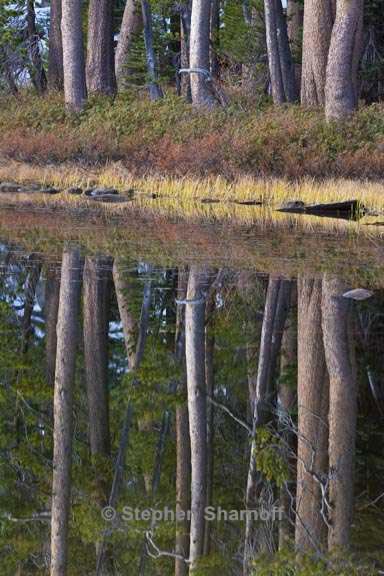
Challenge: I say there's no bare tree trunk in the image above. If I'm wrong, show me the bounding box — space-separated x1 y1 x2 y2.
48 0 64 90
180 3 192 101
45 267 61 387
175 269 190 576
185 266 208 572
115 0 143 85
61 0 87 111
26 0 47 94
141 0 163 100
301 0 334 106
322 277 357 550
325 0 363 120
295 278 328 554
190 0 216 107
50 248 82 576
0 46 19 95
278 283 297 549
244 278 291 574
275 0 298 102
264 0 285 104
87 0 116 95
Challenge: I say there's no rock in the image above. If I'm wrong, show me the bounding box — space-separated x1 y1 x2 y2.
83 187 119 197
0 182 23 193
281 200 306 210
201 198 220 204
41 187 60 195
342 288 374 301
278 199 366 221
65 187 83 195
88 194 131 203
232 199 263 206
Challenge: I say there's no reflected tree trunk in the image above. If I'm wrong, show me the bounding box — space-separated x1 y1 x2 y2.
175 269 190 576
204 286 215 556
185 266 208 572
21 254 42 354
322 276 357 550
45 266 61 387
295 278 328 553
50 247 82 576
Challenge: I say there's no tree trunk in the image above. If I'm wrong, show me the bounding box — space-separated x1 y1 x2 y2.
210 0 220 78
301 0 334 106
180 4 192 101
287 0 303 53
244 278 291 574
175 269 190 576
190 0 216 107
322 277 357 550
48 0 64 90
115 0 143 85
278 283 297 549
0 47 19 95
87 0 116 95
26 0 47 93
185 266 208 572
61 0 87 111
264 0 285 104
295 278 328 553
275 0 298 102
50 248 82 576
325 0 363 120
45 267 61 387
141 0 163 100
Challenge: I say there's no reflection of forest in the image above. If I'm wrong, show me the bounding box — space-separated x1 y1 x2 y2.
0 245 383 575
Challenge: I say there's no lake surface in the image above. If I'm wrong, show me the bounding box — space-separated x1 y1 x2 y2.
0 207 383 575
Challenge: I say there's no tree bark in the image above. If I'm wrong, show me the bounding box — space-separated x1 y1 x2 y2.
295 278 328 554
322 277 357 550
325 0 363 120
50 248 82 576
45 267 61 387
26 0 47 93
141 0 163 100
301 0 334 106
87 0 116 95
189 0 216 107
275 0 298 102
48 0 64 90
264 0 285 104
61 0 87 111
185 266 208 572
180 4 192 101
175 269 190 576
115 0 143 85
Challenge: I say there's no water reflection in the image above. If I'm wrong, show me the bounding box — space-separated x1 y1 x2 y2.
0 244 383 575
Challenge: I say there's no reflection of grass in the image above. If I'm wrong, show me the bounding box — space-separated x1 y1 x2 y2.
0 207 383 289
1 161 384 237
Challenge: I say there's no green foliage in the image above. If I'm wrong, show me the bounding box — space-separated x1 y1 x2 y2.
255 428 289 487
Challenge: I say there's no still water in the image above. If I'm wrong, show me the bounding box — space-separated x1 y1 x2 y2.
0 207 383 575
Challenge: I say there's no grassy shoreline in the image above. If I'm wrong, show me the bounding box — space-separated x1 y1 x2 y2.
1 91 384 181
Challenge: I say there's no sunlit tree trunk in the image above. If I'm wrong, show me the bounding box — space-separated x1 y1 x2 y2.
87 0 116 95
115 0 143 85
325 0 363 120
50 248 82 576
48 0 64 89
190 0 216 107
295 278 328 553
322 277 357 550
61 0 87 111
185 266 208 572
301 0 334 106
175 269 190 576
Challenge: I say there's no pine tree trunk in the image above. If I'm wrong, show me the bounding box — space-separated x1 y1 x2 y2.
115 0 143 85
264 0 285 104
301 0 334 106
61 0 87 111
141 0 163 100
50 248 82 576
87 0 116 95
325 0 363 120
275 0 297 102
322 276 357 550
190 0 216 107
185 266 208 572
48 0 64 90
295 278 328 553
